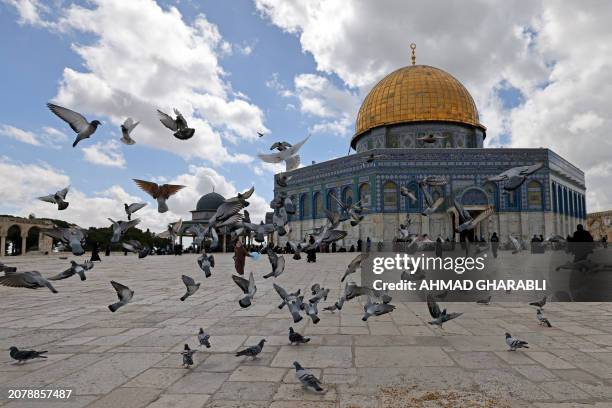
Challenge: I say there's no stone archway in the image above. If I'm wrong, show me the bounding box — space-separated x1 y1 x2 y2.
5 224 22 256
1 216 54 256
26 226 42 253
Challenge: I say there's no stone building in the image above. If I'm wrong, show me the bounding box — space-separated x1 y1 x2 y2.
274 56 586 247
174 192 231 252
587 211 612 241
0 215 54 256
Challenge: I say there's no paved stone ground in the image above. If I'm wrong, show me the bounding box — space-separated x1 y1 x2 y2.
1 252 612 407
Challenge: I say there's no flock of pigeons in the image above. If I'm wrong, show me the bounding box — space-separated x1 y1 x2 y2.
0 102 553 391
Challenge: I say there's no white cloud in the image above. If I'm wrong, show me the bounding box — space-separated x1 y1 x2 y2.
0 124 40 146
81 139 126 168
1 0 52 27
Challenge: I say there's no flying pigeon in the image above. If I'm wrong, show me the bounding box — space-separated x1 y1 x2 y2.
427 294 462 327
270 141 293 151
476 295 491 305
42 227 87 256
287 241 304 260
288 327 310 345
362 296 396 321
341 254 365 282
197 252 215 278
124 202 146 220
235 339 266 359
47 103 101 147
487 162 544 191
454 199 494 232
309 285 329 304
257 131 264 137
121 240 150 258
181 344 196 368
108 281 134 312
509 235 522 254
109 218 140 244
273 283 303 322
420 175 448 186
419 180 444 216
120 117 139 145
157 108 195 140
529 296 547 308
365 153 386 163
157 219 183 243
505 332 529 351
133 179 185 213
293 361 324 393
208 187 254 227
304 224 347 252
329 194 365 226
302 301 320 324
48 260 93 281
0 270 57 293
180 275 200 301
263 249 285 279
417 133 447 143
258 135 310 171
400 186 417 202
232 272 257 308
0 262 16 273
243 221 276 243
198 328 211 348
38 186 70 210
9 347 47 363
276 174 292 187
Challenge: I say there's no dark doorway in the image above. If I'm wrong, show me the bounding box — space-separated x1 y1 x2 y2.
26 227 41 253
6 225 22 255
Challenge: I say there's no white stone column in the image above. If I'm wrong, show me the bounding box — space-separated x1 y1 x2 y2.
21 235 27 256
0 235 5 257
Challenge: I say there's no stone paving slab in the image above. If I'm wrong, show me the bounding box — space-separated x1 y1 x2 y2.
1 252 612 406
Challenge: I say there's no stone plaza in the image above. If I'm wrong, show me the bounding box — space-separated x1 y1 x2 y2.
1 252 612 407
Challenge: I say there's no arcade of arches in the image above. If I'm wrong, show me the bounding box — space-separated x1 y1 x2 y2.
0 216 54 256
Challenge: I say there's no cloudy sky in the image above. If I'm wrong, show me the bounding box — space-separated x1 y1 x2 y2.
1 0 611 232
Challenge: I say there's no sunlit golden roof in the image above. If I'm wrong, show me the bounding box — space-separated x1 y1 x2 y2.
352 64 485 148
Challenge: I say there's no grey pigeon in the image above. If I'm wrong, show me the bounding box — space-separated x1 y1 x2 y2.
427 294 462 327
454 198 494 233
273 283 303 322
420 175 448 186
362 296 396 321
243 221 276 243
124 202 146 220
287 241 304 260
505 332 529 351
49 260 93 281
419 180 444 216
9 347 47 363
197 253 215 278
42 226 87 256
276 174 292 187
536 309 552 327
476 295 491 305
108 281 134 312
0 262 16 273
400 186 417 202
47 103 101 147
158 108 195 140
263 249 285 279
120 117 139 145
341 254 365 282
121 240 150 258
330 193 365 226
180 275 200 301
303 301 320 324
365 153 386 163
109 218 140 244
133 179 185 213
509 235 522 254
181 344 196 368
270 141 292 151
288 327 310 345
157 219 183 244
487 162 544 191
235 339 265 359
529 296 547 308
417 133 447 143
309 285 329 304
232 272 257 308
208 187 254 229
0 270 57 293
198 328 211 348
293 361 324 393
38 186 70 210
258 135 309 171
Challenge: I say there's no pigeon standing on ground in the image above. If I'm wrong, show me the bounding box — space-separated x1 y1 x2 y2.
133 179 186 213
0 270 57 293
124 202 146 220
293 361 324 393
9 347 47 363
427 294 462 327
108 281 134 312
235 339 266 359
197 252 215 278
288 327 310 345
341 254 365 282
38 186 70 210
258 135 310 171
505 333 529 351
158 108 195 140
536 309 552 327
263 249 285 279
181 344 196 368
198 328 211 348
180 275 200 301
47 103 102 147
529 296 547 308
48 260 93 281
487 162 544 191
232 272 257 308
109 218 141 243
120 117 140 145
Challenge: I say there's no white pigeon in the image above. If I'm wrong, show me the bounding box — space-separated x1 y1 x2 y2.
257 135 310 171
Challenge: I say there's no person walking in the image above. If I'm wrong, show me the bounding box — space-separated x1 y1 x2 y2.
490 232 499 258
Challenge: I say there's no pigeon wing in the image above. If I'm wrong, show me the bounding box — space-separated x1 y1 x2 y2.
181 275 196 287
110 281 131 299
157 110 178 131
47 103 90 133
38 194 57 204
56 186 70 200
133 179 161 198
232 275 250 294
159 184 186 199
427 294 442 319
471 206 495 225
257 152 283 164
285 155 300 171
273 283 289 300
286 135 310 156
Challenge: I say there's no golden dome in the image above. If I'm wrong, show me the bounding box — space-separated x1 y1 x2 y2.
352 65 485 148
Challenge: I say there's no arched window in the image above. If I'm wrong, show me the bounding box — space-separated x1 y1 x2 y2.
506 189 520 209
383 181 398 211
527 180 543 209
483 182 498 210
313 192 323 218
359 183 371 208
404 182 419 211
326 189 337 212
299 194 310 219
342 187 353 208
